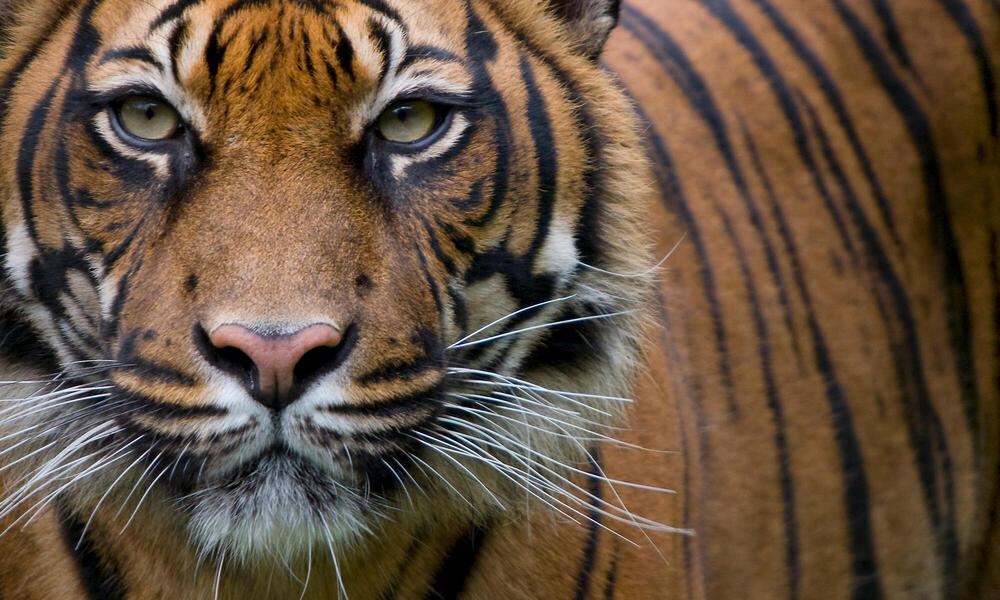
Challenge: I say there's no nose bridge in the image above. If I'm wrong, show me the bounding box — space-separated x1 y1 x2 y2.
172 160 362 312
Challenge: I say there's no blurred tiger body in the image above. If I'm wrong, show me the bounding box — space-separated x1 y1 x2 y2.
0 0 997 599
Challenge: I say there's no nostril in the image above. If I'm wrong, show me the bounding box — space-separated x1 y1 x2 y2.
215 345 259 388
292 324 358 391
194 325 260 392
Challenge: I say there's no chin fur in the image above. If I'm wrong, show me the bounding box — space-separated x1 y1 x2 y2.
181 453 374 561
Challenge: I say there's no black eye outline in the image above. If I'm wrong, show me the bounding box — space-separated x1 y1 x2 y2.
372 99 455 154
107 94 187 149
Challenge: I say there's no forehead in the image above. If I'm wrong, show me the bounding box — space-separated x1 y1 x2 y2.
90 0 467 41
86 0 480 134
86 0 473 90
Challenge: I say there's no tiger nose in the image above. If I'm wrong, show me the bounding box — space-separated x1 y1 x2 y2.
207 323 344 410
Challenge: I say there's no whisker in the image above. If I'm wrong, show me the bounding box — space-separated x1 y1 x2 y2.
576 232 686 279
297 540 312 600
407 453 476 511
317 513 349 600
114 451 164 521
411 431 505 508
447 294 577 349
120 462 171 534
444 399 635 449
449 368 633 403
448 311 634 349
425 429 645 544
440 416 677 497
79 442 150 548
213 549 226 600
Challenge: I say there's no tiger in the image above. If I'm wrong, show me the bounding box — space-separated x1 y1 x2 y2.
0 0 997 597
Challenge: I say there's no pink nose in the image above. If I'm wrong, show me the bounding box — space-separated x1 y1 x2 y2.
208 323 343 405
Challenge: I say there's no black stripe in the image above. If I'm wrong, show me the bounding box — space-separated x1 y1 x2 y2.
742 104 885 600
368 16 394 84
301 27 317 79
13 3 102 242
115 329 197 386
335 23 356 79
747 0 900 248
624 6 808 367
242 25 269 76
420 217 457 275
57 501 127 600
376 533 425 600
17 84 60 242
356 360 442 386
102 218 146 269
98 46 162 69
572 451 604 600
831 0 978 483
630 93 718 597
460 2 511 228
150 0 205 31
869 0 915 72
800 93 959 594
417 246 445 318
168 19 190 84
716 191 801 598
201 0 274 97
322 394 438 418
422 524 490 599
683 0 861 265
602 542 619 600
354 0 404 24
204 15 230 97
618 9 741 415
655 298 700 596
993 232 1000 402
519 55 559 262
0 1 79 124
103 255 144 339
399 45 461 73
934 0 998 136
119 391 228 419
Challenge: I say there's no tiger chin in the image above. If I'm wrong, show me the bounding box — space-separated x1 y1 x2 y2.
0 0 653 587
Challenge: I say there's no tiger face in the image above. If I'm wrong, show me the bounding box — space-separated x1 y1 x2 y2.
0 0 652 558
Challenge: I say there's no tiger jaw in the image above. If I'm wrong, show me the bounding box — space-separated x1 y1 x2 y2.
181 449 375 560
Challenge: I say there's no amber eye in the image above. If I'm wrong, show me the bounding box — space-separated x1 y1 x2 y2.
376 100 441 144
115 96 181 141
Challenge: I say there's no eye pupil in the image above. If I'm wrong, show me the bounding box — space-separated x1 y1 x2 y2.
145 106 156 120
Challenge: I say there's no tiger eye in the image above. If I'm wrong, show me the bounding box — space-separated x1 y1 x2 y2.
116 96 181 141
376 100 438 144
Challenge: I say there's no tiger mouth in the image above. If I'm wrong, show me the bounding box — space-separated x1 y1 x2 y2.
185 420 425 501
208 445 345 499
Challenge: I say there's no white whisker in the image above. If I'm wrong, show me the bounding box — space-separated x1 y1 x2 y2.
448 311 634 349
411 430 505 508
448 294 577 349
577 232 686 278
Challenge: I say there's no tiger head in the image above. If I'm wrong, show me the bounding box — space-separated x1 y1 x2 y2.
0 0 653 559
